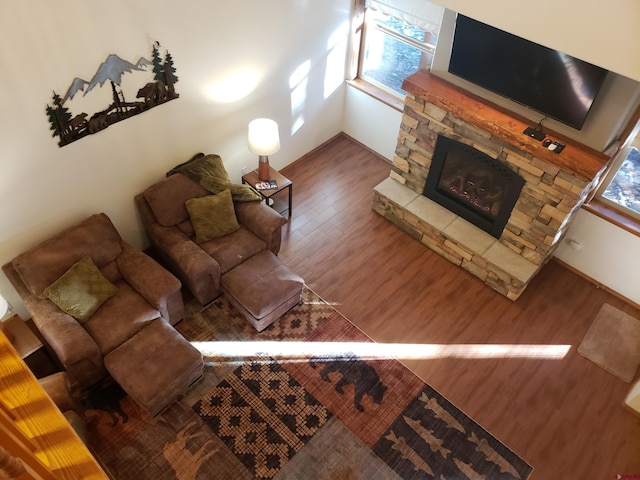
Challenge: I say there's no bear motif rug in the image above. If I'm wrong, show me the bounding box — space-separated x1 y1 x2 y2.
85 287 533 480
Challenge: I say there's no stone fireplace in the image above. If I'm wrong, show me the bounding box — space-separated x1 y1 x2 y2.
372 71 610 300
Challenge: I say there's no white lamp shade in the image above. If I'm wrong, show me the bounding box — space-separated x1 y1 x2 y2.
0 294 10 321
248 118 280 156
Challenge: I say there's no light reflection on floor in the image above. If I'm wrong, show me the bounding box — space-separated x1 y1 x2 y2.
192 340 571 363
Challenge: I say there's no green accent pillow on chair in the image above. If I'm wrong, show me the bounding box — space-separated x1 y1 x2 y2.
185 189 241 244
43 256 118 322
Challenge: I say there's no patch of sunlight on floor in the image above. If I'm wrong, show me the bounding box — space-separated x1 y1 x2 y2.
191 341 571 362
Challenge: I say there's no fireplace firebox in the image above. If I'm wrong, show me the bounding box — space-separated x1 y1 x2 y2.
423 136 525 239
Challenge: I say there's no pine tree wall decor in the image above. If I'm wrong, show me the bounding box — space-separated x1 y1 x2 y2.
46 41 179 147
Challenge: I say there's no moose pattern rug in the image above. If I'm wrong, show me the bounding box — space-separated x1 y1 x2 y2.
85 288 533 480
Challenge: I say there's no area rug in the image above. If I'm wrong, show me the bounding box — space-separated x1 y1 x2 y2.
84 287 533 480
578 303 640 383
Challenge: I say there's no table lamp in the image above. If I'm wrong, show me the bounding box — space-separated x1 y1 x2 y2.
0 294 11 321
248 118 280 181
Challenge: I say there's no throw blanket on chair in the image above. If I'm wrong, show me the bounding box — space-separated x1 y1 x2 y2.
167 153 262 202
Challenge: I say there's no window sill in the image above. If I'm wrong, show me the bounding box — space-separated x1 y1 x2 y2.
583 199 640 238
347 78 404 112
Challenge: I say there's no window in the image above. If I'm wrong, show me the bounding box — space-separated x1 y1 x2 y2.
595 128 640 222
355 0 442 98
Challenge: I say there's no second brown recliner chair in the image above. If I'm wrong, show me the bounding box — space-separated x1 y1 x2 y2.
135 170 287 305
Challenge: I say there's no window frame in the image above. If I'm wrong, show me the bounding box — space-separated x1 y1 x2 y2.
586 105 640 236
350 0 436 107
594 145 640 218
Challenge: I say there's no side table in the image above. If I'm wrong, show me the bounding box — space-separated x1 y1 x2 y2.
3 315 57 378
242 166 292 220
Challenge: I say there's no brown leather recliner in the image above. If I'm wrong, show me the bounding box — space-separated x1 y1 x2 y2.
2 213 185 389
135 173 287 305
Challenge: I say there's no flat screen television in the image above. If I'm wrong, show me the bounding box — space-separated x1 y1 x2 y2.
448 14 609 130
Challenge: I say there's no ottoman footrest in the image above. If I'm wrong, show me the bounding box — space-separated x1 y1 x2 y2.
221 250 304 332
105 319 203 416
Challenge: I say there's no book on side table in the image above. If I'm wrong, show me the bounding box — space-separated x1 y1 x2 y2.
255 179 278 190
242 167 292 220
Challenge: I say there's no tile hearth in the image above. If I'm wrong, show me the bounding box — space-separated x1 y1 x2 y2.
374 177 538 299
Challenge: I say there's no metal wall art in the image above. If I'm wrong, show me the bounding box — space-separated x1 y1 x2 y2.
45 41 179 147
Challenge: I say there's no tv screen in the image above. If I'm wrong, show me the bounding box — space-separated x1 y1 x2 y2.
448 15 609 130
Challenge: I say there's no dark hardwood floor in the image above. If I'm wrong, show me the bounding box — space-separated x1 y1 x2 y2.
277 133 640 479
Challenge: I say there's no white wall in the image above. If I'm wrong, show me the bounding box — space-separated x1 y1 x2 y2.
343 88 402 160
554 211 640 303
0 0 351 317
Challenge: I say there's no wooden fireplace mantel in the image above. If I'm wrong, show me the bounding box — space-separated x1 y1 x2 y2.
402 70 610 182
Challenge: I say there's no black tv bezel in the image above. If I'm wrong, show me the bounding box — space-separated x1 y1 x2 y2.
447 14 609 131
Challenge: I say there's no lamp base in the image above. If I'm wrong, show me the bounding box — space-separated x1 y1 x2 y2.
258 157 271 181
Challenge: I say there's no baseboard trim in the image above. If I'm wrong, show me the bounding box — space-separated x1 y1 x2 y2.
552 257 639 310
283 132 392 172
282 133 344 170
340 132 393 164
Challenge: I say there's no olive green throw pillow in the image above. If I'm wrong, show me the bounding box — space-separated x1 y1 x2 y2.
44 256 118 321
185 190 240 243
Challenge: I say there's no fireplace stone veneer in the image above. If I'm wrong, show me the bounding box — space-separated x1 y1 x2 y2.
372 71 610 300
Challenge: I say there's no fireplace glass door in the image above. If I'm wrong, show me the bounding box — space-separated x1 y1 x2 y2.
424 135 525 238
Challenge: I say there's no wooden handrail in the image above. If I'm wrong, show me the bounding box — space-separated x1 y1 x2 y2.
0 332 108 480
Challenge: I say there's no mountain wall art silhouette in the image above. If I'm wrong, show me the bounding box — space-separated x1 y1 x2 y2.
46 42 179 147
